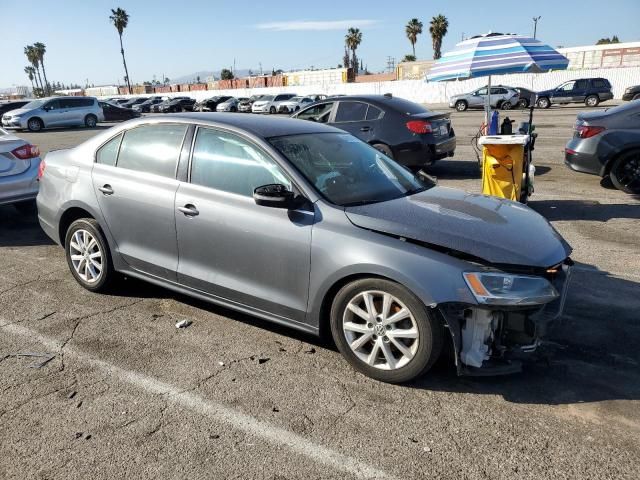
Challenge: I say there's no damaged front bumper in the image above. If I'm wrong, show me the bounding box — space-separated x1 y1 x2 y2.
439 261 572 376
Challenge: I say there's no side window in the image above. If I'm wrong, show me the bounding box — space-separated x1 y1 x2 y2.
190 128 291 197
559 81 575 91
117 124 187 178
365 105 383 120
80 98 95 107
45 99 61 110
575 80 589 90
476 88 488 96
96 133 123 166
334 102 368 122
297 102 334 123
59 98 77 109
593 79 606 88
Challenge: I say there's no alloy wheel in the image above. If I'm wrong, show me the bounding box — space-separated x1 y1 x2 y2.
342 290 419 370
613 154 640 193
69 229 103 284
28 118 42 131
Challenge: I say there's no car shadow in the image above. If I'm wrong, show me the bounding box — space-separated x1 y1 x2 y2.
529 199 640 221
0 206 55 247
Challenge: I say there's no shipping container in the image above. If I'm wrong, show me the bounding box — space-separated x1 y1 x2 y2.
154 85 171 93
189 83 207 91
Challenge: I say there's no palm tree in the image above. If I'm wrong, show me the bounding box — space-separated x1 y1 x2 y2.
429 15 449 60
109 7 132 94
33 42 50 95
24 46 44 96
24 66 36 94
405 18 423 58
345 28 363 74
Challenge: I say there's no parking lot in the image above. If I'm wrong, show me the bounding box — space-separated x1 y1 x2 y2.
1 106 639 479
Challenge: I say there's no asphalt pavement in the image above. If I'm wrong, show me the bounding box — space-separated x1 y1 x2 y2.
1 105 639 480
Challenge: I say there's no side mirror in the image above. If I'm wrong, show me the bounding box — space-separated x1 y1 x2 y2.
253 184 297 209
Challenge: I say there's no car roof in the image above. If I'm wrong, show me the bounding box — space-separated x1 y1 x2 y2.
134 112 346 138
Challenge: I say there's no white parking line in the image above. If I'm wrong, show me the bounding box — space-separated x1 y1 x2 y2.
2 322 396 480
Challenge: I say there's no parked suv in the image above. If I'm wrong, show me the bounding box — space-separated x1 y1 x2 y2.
536 78 613 108
449 86 520 112
622 85 640 102
1 96 104 132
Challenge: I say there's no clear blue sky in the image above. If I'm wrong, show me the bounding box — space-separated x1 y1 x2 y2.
3 0 639 87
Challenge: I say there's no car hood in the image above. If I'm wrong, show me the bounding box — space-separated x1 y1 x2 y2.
2 108 31 117
253 100 269 106
537 89 554 97
344 187 571 267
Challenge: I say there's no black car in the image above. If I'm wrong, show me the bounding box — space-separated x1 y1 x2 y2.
565 101 640 194
536 78 614 108
0 100 30 117
515 87 537 108
132 97 164 113
194 96 233 112
622 85 640 102
99 102 140 121
119 97 147 109
159 97 196 113
292 94 455 169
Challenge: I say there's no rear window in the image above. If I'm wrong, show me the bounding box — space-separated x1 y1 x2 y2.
96 133 123 166
386 97 429 115
366 105 384 120
335 101 368 122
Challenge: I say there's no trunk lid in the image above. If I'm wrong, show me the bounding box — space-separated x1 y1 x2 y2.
0 135 30 177
410 111 452 137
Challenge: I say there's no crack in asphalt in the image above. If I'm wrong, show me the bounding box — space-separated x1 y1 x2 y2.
0 268 67 299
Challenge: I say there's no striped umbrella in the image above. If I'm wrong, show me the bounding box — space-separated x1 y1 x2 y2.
426 33 569 82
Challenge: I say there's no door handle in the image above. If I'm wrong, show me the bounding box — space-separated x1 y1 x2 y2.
177 204 199 216
98 184 114 195
360 126 371 132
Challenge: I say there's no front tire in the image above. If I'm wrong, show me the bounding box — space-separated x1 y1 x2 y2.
455 100 468 112
501 101 512 110
537 97 551 109
269 106 276 114
65 219 115 292
27 118 43 132
585 95 600 107
330 279 443 383
609 150 640 194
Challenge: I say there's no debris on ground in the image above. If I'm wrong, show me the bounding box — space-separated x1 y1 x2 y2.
409 437 418 443
85 434 92 440
75 432 83 439
76 401 83 408
258 357 270 365
175 320 192 329
209 434 220 440
272 407 280 412
15 352 56 368
423 446 432 453
217 361 225 366
67 391 77 399
304 347 316 354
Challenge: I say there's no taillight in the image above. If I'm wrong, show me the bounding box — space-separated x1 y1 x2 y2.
11 144 40 160
575 125 605 138
38 159 46 179
406 120 432 134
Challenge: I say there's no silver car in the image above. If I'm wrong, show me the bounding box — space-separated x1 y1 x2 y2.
0 127 41 210
37 114 571 383
1 96 104 132
449 86 520 112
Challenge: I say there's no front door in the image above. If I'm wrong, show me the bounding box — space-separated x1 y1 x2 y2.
91 123 188 280
175 127 313 322
552 81 575 103
572 79 589 103
470 88 487 108
41 99 64 127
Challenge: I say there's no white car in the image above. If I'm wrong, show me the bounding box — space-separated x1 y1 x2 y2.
1 97 104 131
277 96 315 114
216 97 248 112
251 93 297 114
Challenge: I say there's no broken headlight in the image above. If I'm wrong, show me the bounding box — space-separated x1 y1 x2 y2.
463 272 559 306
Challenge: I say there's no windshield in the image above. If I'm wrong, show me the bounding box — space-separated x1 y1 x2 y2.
269 133 430 207
260 95 274 101
22 99 47 109
289 96 303 102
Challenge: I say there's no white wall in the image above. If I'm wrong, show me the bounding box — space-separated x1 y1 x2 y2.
104 67 640 104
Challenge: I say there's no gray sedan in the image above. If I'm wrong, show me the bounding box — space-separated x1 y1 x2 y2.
565 101 640 194
0 127 41 211
37 114 571 383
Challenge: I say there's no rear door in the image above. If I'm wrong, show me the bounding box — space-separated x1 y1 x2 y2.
572 79 589 103
329 101 373 142
92 123 189 280
41 99 64 127
294 101 336 123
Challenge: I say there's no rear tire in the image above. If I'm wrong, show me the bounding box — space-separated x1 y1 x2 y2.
455 100 468 112
372 143 394 159
64 218 115 292
330 278 443 384
609 150 640 194
537 97 551 109
518 98 529 108
501 101 512 110
585 95 600 107
27 118 44 132
84 114 97 128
